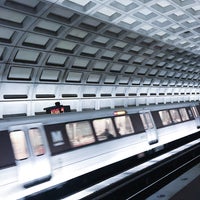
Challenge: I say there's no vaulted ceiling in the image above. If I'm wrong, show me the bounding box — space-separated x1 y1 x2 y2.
0 0 199 117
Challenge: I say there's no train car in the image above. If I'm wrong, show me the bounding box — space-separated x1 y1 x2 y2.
0 102 200 197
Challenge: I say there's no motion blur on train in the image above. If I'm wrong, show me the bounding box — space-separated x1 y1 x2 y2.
0 102 200 189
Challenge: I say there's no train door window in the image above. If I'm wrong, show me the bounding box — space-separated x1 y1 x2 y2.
140 114 147 130
10 131 29 160
158 110 172 126
140 111 158 145
179 108 189 121
93 118 116 141
29 128 45 156
114 115 134 135
191 106 199 117
169 109 182 123
140 113 154 129
66 121 95 147
187 107 194 119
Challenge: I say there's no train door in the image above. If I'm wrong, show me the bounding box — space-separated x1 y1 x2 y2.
140 111 158 145
9 123 51 187
191 106 200 128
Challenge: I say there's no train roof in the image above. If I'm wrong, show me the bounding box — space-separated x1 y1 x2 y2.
0 102 198 131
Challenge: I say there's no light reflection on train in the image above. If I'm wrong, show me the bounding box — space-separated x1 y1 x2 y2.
0 103 200 190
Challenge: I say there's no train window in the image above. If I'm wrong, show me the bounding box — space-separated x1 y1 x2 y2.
66 121 95 147
140 114 147 129
29 128 45 156
10 131 29 160
191 106 199 117
169 109 182 123
187 107 194 119
93 118 116 141
140 113 154 130
114 115 134 135
179 108 189 121
158 110 172 126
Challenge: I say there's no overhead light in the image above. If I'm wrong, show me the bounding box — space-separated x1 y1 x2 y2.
114 110 127 116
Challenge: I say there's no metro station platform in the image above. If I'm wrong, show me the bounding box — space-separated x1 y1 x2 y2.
147 162 200 200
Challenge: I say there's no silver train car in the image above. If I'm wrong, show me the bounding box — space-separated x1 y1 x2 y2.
0 102 200 197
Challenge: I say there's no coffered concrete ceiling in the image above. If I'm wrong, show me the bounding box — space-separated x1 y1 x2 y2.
0 0 199 117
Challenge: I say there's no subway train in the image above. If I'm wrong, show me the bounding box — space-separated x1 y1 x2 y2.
0 102 200 195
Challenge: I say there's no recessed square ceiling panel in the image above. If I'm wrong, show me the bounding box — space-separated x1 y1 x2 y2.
118 54 132 62
125 32 140 41
92 36 110 46
112 41 127 49
162 79 169 86
132 77 141 85
137 67 148 75
136 24 155 35
143 49 154 56
46 54 68 66
187 5 200 15
110 0 138 12
66 71 82 82
92 61 108 71
14 49 40 63
145 59 156 66
87 73 101 83
101 50 117 60
157 61 166 67
5 0 46 15
143 78 152 85
79 17 105 31
152 79 161 86
133 56 145 64
94 6 121 21
118 17 141 29
171 0 195 7
47 6 80 24
0 27 15 43
0 8 26 27
40 69 60 81
23 33 50 48
110 63 123 72
118 76 129 84
152 1 175 13
55 40 78 53
66 28 89 41
153 17 172 27
124 65 137 74
34 20 62 35
104 75 116 84
129 45 143 53
7 0 40 8
104 26 125 37
148 69 158 76
8 66 33 80
133 8 157 20
62 0 96 12
81 46 99 57
168 10 188 21
158 70 167 77
156 52 165 58
72 58 90 69
182 18 198 28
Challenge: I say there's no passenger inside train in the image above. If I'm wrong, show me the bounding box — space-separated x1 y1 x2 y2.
103 128 114 140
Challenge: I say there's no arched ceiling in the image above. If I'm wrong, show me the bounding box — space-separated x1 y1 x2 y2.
0 0 199 117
